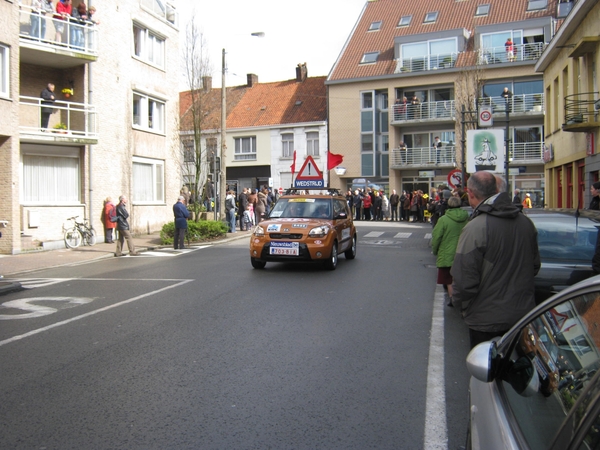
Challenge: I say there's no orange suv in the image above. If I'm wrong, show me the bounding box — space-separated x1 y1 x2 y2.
249 189 357 270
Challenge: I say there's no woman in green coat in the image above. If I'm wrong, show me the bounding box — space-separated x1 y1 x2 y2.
431 196 469 303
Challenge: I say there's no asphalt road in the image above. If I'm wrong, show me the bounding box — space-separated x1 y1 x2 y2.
0 222 471 449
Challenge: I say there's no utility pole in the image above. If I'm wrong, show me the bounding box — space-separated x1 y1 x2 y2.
219 48 226 221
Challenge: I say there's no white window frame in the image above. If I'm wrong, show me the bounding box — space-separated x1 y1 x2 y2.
133 91 165 134
132 156 164 204
424 11 438 23
132 23 165 69
306 131 320 157
398 15 412 27
527 0 548 11
369 21 382 31
281 133 294 158
361 52 379 64
0 44 8 98
234 136 257 161
21 147 81 205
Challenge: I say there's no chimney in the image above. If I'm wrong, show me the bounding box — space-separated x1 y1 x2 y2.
247 73 258 87
202 76 212 92
296 63 307 82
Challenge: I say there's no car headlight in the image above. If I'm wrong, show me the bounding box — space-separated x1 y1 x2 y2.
253 226 265 237
309 225 330 238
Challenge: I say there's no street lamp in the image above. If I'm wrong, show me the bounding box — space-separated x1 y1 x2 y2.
219 33 264 220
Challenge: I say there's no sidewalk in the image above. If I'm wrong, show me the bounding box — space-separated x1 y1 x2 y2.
0 230 251 294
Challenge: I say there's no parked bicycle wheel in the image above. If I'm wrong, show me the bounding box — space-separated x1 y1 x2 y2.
64 228 83 248
85 228 97 246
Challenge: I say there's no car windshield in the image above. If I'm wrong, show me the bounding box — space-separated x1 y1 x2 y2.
531 216 598 262
270 198 332 219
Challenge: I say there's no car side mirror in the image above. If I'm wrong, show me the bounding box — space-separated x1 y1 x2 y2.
466 341 496 382
335 212 347 220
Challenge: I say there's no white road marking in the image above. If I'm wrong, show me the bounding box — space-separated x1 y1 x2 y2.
393 232 412 239
424 233 432 239
13 278 74 289
0 297 94 320
423 284 448 450
0 279 193 348
363 231 384 238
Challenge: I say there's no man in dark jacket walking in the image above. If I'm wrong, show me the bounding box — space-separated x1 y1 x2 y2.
451 171 540 348
115 195 139 257
173 195 190 249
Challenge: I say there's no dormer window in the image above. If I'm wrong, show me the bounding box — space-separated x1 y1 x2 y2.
424 11 438 23
369 21 382 31
475 4 490 16
398 15 412 27
361 52 379 64
527 0 548 11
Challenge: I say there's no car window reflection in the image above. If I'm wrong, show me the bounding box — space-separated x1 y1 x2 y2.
502 291 600 449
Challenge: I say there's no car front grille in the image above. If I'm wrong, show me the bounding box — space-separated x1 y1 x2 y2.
268 233 303 240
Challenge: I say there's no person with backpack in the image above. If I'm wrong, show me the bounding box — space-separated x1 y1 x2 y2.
102 196 117 243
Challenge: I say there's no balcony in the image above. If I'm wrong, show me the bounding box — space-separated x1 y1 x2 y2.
477 42 545 65
390 146 457 169
19 96 98 145
140 0 179 27
391 100 455 124
478 93 545 116
510 142 544 164
562 92 600 132
394 53 458 74
19 6 98 68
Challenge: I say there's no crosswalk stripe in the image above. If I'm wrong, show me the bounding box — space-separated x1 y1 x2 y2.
424 233 432 239
393 232 412 239
364 231 385 238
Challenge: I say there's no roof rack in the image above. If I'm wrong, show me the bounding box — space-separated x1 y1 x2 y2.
283 188 342 197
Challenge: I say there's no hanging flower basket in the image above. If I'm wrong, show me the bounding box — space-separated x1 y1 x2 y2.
62 88 74 98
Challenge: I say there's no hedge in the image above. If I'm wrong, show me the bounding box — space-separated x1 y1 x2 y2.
160 220 229 245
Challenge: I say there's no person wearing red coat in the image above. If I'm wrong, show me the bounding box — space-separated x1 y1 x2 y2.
103 197 116 243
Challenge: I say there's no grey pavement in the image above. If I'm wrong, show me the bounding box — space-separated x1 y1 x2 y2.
0 230 252 294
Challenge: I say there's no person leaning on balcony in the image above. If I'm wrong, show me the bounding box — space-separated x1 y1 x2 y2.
40 83 55 130
410 95 420 119
505 38 515 61
589 182 600 210
501 87 513 112
399 141 408 165
53 0 72 44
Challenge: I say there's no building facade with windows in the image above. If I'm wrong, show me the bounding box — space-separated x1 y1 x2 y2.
180 65 327 197
327 0 564 204
535 0 599 209
0 0 180 254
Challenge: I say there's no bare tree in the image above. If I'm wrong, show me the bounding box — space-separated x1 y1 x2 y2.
180 10 214 221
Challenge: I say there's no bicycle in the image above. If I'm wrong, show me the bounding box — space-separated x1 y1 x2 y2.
64 216 97 248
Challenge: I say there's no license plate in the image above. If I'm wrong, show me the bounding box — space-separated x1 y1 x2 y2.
270 241 299 256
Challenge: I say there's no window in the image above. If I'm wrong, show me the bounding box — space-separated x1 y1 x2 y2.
398 15 412 27
401 38 457 71
306 132 319 157
360 52 379 64
132 156 164 203
475 4 490 16
132 23 165 68
234 136 257 161
133 92 165 133
182 139 195 163
424 11 438 23
22 149 80 204
369 21 382 31
0 44 8 98
527 0 548 11
281 133 294 158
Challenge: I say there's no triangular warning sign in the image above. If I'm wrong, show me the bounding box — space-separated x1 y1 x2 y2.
295 155 323 180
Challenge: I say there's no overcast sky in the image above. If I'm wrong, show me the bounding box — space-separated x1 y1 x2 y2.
177 0 367 89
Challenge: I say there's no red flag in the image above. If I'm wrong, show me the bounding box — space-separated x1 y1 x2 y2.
290 150 297 175
327 151 344 170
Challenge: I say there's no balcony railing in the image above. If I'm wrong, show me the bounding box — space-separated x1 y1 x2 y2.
511 142 544 163
389 142 543 168
390 146 457 167
395 53 458 73
392 100 455 122
478 93 544 114
477 42 545 65
19 96 98 140
563 92 600 132
19 6 98 55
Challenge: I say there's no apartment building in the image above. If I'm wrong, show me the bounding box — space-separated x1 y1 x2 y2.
327 0 566 204
180 64 328 197
0 0 180 254
536 0 600 208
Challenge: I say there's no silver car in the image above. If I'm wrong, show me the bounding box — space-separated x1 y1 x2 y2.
466 275 600 449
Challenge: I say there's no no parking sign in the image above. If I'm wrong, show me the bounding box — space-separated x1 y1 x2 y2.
447 169 463 189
